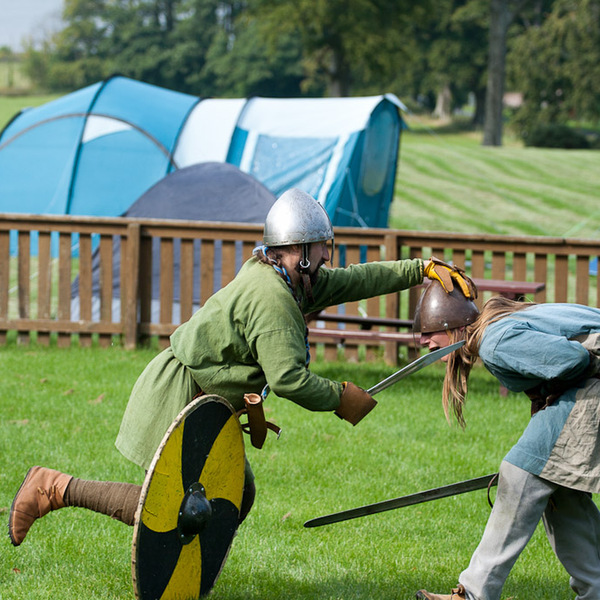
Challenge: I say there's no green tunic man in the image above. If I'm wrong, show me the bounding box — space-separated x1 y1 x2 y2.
9 188 472 547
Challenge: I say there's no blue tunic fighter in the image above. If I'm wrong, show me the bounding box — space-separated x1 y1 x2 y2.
414 281 600 600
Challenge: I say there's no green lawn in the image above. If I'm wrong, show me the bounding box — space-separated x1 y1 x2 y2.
394 118 600 310
0 97 597 599
394 116 600 239
0 94 61 130
0 343 575 599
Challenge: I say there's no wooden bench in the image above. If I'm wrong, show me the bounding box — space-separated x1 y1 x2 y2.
307 325 418 347
307 312 417 349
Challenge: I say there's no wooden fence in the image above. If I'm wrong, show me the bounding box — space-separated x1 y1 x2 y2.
1 213 599 363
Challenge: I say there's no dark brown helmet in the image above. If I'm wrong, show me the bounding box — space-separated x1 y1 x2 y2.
413 281 480 334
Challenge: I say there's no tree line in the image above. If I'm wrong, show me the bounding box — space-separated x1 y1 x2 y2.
14 0 600 146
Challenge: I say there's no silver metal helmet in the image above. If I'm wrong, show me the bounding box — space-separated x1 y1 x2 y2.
263 188 333 247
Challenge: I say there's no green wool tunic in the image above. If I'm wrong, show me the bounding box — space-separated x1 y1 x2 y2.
115 256 424 470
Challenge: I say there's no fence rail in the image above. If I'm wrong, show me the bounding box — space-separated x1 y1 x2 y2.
1 213 598 363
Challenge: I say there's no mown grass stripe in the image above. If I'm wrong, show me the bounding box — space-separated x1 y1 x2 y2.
396 128 600 238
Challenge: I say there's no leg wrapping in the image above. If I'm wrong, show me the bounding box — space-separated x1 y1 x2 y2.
65 478 142 526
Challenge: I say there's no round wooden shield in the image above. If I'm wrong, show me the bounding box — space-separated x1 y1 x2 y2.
132 394 246 599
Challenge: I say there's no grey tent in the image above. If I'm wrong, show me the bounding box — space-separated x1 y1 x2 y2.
71 162 276 322
126 161 277 222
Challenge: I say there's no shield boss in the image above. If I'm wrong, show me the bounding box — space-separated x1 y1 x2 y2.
132 394 245 599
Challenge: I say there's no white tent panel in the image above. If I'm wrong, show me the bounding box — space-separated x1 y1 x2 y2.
317 133 351 205
174 98 247 167
236 96 400 137
82 116 132 143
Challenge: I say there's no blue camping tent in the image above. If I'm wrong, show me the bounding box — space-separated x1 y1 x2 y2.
221 95 404 227
0 75 406 228
0 76 198 218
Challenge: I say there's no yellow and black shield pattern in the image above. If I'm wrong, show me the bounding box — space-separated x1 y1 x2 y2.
132 395 245 599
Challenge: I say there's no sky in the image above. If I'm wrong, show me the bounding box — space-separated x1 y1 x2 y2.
0 0 64 51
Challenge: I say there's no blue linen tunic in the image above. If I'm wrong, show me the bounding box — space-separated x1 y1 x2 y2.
478 303 600 493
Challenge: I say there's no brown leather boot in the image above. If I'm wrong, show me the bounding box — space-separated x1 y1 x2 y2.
8 466 73 546
416 584 467 599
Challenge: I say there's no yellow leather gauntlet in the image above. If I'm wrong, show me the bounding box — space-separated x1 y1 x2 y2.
424 256 477 299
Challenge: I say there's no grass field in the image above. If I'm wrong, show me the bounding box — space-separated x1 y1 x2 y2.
0 94 598 599
393 115 600 239
0 94 61 129
0 343 574 600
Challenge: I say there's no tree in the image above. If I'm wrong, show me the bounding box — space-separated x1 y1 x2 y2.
482 0 555 145
23 0 228 92
23 0 113 90
250 0 434 97
22 0 311 97
201 18 312 97
380 0 489 126
509 0 600 141
189 2 315 97
427 0 489 125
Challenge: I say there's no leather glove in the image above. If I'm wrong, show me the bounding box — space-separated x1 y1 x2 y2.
424 256 477 299
335 382 377 425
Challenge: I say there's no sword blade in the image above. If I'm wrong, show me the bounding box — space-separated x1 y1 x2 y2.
304 473 498 528
367 341 465 396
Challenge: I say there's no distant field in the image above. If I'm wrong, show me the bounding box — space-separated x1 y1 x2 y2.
2 94 600 241
0 94 60 130
394 116 600 239
0 60 33 94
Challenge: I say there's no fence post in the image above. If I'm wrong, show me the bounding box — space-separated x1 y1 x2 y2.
124 222 140 349
0 231 9 344
384 232 399 364
18 230 31 344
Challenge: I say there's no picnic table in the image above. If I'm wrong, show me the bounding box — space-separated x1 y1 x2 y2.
472 278 545 301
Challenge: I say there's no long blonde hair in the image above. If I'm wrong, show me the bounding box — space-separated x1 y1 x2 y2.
443 296 536 427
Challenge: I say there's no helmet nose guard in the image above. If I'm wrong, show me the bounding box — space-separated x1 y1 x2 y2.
413 281 480 334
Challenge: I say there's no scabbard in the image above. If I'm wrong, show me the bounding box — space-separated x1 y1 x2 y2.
239 393 281 449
